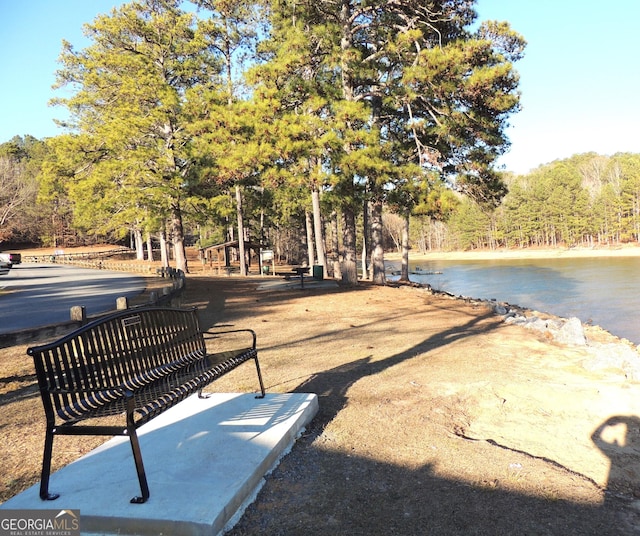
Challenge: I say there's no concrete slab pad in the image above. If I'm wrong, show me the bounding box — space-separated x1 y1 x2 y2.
1 392 318 535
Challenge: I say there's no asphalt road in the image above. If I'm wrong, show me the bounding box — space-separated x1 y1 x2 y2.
0 263 146 334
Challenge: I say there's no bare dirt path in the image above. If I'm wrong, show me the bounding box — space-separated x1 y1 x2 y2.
3 272 640 535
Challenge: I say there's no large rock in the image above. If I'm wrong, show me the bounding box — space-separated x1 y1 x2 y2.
555 317 587 346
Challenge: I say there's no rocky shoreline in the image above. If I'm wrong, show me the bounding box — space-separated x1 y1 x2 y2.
495 302 640 381
401 280 640 382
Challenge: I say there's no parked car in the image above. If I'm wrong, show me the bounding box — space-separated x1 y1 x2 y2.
0 260 10 276
0 252 21 267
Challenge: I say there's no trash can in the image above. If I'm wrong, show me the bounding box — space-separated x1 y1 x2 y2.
312 265 324 280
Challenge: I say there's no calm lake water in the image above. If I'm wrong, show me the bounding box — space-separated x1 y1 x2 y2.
386 257 640 345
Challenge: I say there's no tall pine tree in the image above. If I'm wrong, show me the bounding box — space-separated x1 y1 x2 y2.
49 0 224 272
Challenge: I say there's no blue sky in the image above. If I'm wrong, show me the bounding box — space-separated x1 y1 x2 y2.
1 1 638 175
475 0 640 174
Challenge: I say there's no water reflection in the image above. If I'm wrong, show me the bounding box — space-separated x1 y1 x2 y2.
387 257 640 345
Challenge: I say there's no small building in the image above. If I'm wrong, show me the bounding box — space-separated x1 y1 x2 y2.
199 240 264 273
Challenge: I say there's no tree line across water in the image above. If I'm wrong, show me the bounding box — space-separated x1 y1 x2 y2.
6 136 637 266
405 152 640 253
1 2 636 284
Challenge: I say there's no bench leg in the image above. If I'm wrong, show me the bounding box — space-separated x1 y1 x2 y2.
254 356 266 399
128 430 150 504
126 407 150 504
39 427 60 501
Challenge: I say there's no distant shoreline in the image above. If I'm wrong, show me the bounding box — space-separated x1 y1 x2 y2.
384 245 640 262
13 243 640 263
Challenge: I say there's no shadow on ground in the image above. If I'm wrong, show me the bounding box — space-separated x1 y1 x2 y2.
204 277 640 536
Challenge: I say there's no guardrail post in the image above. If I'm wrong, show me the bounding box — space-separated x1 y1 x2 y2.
70 306 86 324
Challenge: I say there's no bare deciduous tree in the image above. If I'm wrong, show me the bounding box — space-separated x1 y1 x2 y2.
0 157 37 242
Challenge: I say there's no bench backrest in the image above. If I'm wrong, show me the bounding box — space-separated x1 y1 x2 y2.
28 307 206 399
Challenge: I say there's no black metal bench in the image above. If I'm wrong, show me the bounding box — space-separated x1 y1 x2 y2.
28 306 266 504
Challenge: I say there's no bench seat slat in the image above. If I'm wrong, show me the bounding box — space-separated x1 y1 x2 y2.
51 348 256 424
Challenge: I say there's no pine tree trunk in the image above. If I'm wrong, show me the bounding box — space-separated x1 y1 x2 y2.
370 198 386 285
305 211 315 267
146 233 153 262
331 210 341 280
159 231 169 268
362 199 370 280
338 0 358 286
236 185 247 276
134 227 144 261
400 212 410 282
341 206 358 285
170 205 188 273
311 186 326 272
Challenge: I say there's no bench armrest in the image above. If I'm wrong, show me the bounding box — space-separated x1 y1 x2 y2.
202 328 256 349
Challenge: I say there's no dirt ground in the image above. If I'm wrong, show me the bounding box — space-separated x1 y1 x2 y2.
3 263 640 534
